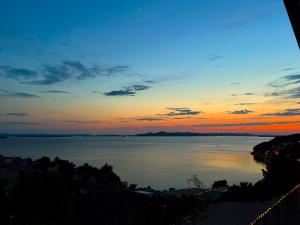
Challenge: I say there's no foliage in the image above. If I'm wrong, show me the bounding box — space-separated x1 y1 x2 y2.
187 175 206 189
212 180 228 189
0 156 204 225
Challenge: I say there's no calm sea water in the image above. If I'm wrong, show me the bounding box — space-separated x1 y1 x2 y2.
0 136 271 189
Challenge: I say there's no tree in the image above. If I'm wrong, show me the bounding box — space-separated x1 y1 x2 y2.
187 175 206 189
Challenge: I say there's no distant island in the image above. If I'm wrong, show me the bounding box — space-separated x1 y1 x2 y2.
134 131 273 137
0 131 274 138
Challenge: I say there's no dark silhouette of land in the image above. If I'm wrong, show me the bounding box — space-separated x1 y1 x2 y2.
222 134 300 202
135 131 273 137
0 155 205 225
179 133 300 225
1 134 300 225
0 131 274 138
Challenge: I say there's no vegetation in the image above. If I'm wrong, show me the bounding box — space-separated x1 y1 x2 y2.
0 156 205 225
221 134 300 202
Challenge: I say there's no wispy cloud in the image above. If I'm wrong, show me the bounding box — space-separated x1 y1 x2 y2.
172 117 194 120
262 108 300 117
231 92 254 96
42 90 70 94
64 120 100 124
266 74 300 98
0 121 39 125
5 112 27 117
265 86 300 99
103 84 151 97
162 107 203 116
281 67 296 71
207 55 223 62
104 89 136 96
144 80 156 84
284 74 300 85
235 103 256 106
228 109 254 114
223 7 271 29
194 121 300 127
267 74 300 88
0 60 130 85
136 117 164 121
0 66 38 80
0 88 39 98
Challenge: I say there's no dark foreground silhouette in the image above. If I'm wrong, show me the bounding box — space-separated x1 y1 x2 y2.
0 156 205 225
221 134 300 202
1 134 299 225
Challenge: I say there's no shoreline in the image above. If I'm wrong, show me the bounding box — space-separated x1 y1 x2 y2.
0 132 276 138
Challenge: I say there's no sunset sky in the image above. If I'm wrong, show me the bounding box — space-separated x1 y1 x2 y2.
0 0 300 134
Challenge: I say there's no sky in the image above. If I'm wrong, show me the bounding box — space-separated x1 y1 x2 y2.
0 0 300 134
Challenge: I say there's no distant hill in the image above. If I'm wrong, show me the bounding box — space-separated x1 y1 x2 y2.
0 131 274 138
252 133 300 162
134 131 272 137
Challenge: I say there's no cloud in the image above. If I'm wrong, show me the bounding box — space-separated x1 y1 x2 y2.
0 89 39 98
42 90 70 94
0 121 39 125
266 73 300 99
130 84 150 91
162 107 203 116
231 92 254 96
5 113 27 117
235 103 256 106
223 8 270 29
228 109 254 114
281 67 296 71
268 74 300 88
0 66 38 80
274 74 300 87
104 89 136 96
144 80 156 84
230 82 240 85
262 108 300 117
0 61 130 85
284 74 300 81
24 64 71 85
136 117 164 121
265 87 300 99
102 65 130 76
194 121 300 127
172 117 194 120
64 120 100 124
207 55 223 61
103 84 151 97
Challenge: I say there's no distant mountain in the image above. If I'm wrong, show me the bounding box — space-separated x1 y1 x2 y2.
134 131 272 137
0 131 274 138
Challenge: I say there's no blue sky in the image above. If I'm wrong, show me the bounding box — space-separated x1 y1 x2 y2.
0 0 300 134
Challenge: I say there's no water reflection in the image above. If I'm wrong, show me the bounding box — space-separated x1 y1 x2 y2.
0 136 271 189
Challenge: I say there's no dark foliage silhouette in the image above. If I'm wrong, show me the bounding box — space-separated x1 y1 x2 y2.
0 156 204 225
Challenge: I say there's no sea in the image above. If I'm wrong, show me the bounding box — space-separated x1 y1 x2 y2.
0 136 272 189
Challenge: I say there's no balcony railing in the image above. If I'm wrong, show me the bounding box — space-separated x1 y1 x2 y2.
250 184 300 225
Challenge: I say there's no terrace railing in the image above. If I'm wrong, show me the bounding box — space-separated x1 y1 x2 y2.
250 184 300 225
